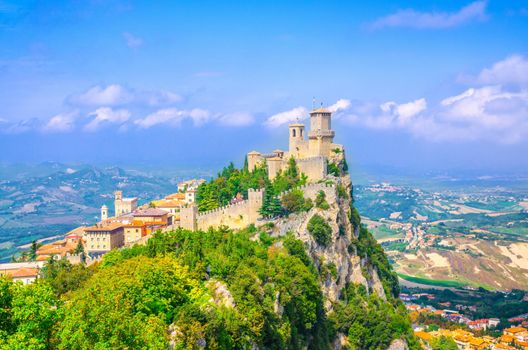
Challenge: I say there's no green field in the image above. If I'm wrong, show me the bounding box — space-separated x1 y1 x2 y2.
398 273 471 289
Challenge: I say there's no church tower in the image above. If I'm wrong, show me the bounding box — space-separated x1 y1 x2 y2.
288 123 306 158
308 108 335 157
101 205 108 221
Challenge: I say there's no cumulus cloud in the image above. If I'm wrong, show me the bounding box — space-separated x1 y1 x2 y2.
369 1 487 29
70 85 133 106
477 55 528 86
264 107 307 128
84 107 130 132
328 99 351 113
218 112 255 127
342 87 528 143
123 32 143 49
134 108 210 129
68 84 182 107
42 111 78 133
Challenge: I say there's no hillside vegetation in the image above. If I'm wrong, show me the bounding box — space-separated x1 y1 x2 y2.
0 160 419 349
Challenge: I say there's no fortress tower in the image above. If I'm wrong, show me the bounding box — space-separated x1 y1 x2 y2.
246 105 341 181
308 108 335 158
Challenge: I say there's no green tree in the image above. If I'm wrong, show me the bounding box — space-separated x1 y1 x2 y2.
281 189 311 214
315 190 330 210
259 183 283 218
307 214 332 246
430 336 458 350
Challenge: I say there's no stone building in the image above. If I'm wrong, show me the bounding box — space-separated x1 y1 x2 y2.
84 222 125 255
114 190 138 217
247 108 343 181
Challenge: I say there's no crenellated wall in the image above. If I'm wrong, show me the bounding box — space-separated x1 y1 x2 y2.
180 189 264 231
180 183 336 232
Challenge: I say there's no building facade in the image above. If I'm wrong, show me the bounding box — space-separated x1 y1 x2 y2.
114 190 138 217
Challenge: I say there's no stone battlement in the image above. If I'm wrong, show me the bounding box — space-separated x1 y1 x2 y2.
180 183 336 232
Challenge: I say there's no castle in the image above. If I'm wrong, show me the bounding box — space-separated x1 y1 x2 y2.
247 108 343 181
179 107 343 231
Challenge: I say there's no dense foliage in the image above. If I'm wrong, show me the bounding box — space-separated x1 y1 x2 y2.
196 158 306 213
329 283 420 350
0 222 415 349
307 214 333 247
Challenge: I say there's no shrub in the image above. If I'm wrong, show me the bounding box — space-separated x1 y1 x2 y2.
281 189 313 214
307 214 332 246
327 162 340 177
315 191 330 210
337 185 348 200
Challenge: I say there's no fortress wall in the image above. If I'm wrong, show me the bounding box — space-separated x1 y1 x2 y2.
196 200 251 230
195 189 264 231
278 183 336 204
297 156 327 181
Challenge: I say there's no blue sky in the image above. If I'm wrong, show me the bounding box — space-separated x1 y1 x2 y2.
1 0 527 174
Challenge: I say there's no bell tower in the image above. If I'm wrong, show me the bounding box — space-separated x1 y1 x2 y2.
288 123 306 158
101 205 108 221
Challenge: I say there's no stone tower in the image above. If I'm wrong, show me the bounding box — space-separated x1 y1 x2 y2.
247 188 264 223
101 205 108 221
308 108 335 157
114 190 122 217
180 205 198 231
288 123 306 158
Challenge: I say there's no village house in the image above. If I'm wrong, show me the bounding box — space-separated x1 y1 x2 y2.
0 261 44 285
132 208 169 225
84 222 125 255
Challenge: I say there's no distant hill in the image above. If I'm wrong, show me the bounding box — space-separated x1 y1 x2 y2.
0 165 180 261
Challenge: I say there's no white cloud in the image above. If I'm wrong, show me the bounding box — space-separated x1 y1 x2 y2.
218 112 255 127
69 84 182 107
369 1 487 29
342 86 528 143
477 55 528 86
70 85 133 106
134 108 210 129
328 99 351 113
264 106 307 128
0 118 42 134
123 32 143 49
42 111 78 133
84 107 130 132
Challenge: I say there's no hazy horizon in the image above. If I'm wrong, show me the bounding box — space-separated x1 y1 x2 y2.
1 1 528 174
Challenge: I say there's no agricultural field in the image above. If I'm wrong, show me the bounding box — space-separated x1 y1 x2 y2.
354 178 528 291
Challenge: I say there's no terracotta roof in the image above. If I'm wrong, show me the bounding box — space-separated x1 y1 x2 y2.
414 331 433 341
36 239 77 256
133 208 168 217
65 226 87 237
152 199 185 208
506 327 527 334
85 222 124 232
3 267 39 278
166 193 186 200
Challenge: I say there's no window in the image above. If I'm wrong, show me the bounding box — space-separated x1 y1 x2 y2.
292 129 296 137
136 229 139 233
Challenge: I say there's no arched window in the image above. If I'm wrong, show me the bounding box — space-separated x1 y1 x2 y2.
292 129 296 137
300 129 303 137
